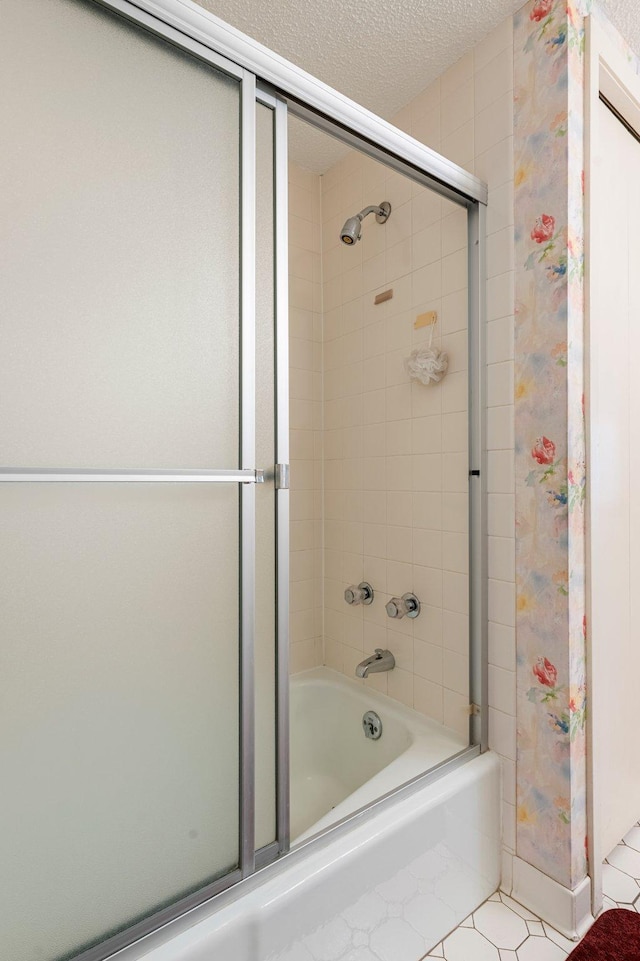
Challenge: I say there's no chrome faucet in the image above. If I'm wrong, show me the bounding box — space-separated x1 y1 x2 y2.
355 648 395 678
344 582 374 606
385 593 420 619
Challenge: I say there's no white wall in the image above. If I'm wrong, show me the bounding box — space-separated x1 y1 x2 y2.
589 93 640 862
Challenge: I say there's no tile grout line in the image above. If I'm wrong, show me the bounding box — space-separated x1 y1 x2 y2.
421 827 640 960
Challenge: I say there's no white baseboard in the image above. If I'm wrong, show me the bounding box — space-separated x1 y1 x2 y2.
510 857 594 940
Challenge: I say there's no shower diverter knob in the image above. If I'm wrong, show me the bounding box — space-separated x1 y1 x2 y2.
386 593 420 619
344 582 374 606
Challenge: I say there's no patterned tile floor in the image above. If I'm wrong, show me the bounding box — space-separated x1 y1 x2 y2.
421 821 640 960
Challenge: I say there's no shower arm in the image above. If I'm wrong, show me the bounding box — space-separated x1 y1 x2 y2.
357 204 386 222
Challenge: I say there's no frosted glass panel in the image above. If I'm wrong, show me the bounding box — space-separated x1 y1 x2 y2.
255 103 277 849
0 484 239 961
0 0 240 469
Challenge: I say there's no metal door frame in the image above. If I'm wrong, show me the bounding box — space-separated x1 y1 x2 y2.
6 1 488 958
0 10 277 958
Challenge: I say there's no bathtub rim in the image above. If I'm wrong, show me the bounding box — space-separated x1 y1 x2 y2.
289 746 479 851
107 742 481 961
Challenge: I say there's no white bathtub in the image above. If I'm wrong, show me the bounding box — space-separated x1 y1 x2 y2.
122 668 501 961
291 667 469 841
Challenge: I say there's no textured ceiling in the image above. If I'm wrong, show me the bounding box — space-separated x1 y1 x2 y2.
599 0 640 67
194 0 640 173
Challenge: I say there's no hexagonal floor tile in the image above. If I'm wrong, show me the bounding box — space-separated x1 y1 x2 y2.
473 901 529 950
542 923 576 953
608 844 640 880
427 944 444 958
624 826 640 853
602 862 640 902
498 895 538 921
442 927 499 961
516 935 567 960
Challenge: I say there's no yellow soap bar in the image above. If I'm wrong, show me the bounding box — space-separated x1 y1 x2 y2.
414 310 438 329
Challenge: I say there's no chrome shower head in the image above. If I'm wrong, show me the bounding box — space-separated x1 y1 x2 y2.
340 215 362 245
339 201 391 246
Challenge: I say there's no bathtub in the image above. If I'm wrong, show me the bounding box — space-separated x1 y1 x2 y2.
290 666 469 841
122 667 501 961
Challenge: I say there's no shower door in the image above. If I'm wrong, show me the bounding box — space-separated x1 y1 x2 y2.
0 2 288 960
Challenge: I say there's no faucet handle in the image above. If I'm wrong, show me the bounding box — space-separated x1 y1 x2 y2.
344 582 374 606
385 593 420 619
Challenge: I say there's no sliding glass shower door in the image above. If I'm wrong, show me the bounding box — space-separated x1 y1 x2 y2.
0 2 286 959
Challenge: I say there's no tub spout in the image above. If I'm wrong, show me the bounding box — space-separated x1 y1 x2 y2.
356 648 395 678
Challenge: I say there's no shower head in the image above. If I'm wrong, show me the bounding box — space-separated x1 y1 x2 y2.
340 201 391 246
340 215 362 245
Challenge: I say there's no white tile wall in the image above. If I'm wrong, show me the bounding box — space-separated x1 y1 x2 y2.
287 15 516 863
314 18 515 753
387 13 516 870
319 144 471 737
471 19 517 870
